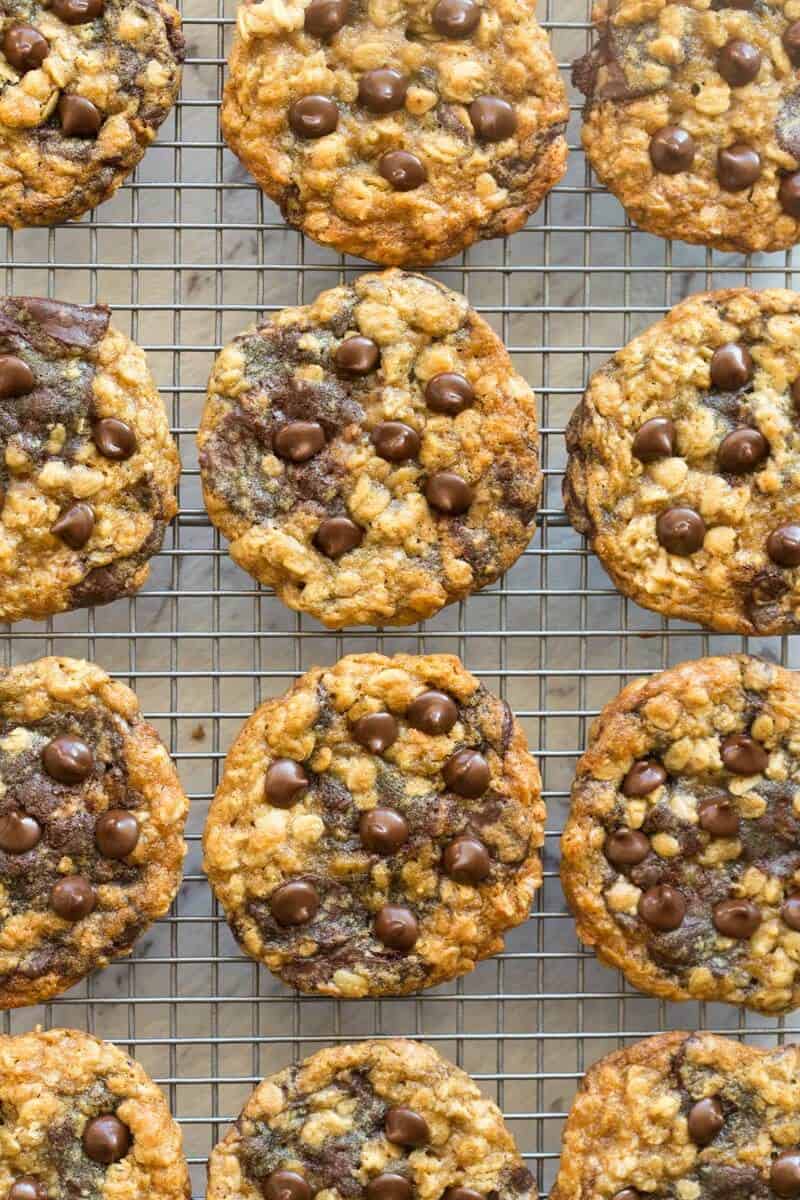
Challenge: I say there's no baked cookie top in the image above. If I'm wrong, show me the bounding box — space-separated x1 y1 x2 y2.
562 653 800 1014
0 656 188 1008
551 1031 800 1200
0 296 179 623
0 0 183 227
574 0 800 252
203 652 543 998
564 288 800 636
221 0 567 266
0 1027 190 1200
207 1039 533 1200
198 270 541 629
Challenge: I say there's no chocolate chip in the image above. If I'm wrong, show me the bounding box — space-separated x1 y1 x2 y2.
82 1114 130 1164
698 798 740 837
444 1191 484 1200
442 748 490 797
425 372 474 415
717 39 761 85
379 151 427 191
371 421 420 462
385 1107 430 1147
611 1193 640 1200
779 172 800 217
59 94 102 136
717 428 768 473
771 1153 800 1199
767 524 800 566
95 809 139 859
622 760 668 796
304 0 349 37
42 735 93 783
717 143 761 190
270 879 319 926
288 95 338 138
656 507 706 555
720 732 768 774
374 903 419 950
784 20 800 65
8 1180 47 1200
0 811 41 853
51 502 94 550
782 894 800 931
604 829 650 867
425 471 472 514
637 884 686 931
713 898 761 938
360 807 409 854
265 759 309 807
632 417 676 462
52 0 104 20
406 689 458 735
352 713 399 754
794 378 800 413
687 1098 724 1145
649 126 695 173
443 835 491 883
433 0 480 34
274 421 325 462
314 516 364 558
51 875 96 921
358 68 408 113
367 1176 412 1200
0 354 34 398
3 25 48 72
335 336 380 374
93 417 137 459
263 1171 313 1200
469 96 516 141
710 342 754 390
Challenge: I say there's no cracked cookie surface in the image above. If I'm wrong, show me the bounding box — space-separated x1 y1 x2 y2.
0 1027 190 1199
564 288 800 636
551 1031 800 1200
198 270 541 629
574 0 800 253
221 0 567 266
0 655 188 1008
0 296 179 623
207 1039 533 1200
562 654 800 1014
0 0 183 227
203 652 543 998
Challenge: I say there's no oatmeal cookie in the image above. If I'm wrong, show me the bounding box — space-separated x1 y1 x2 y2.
574 0 800 253
0 0 183 227
0 655 188 1008
0 296 179 623
207 1039 533 1200
198 270 541 629
561 653 800 1014
551 1031 800 1200
564 288 800 636
203 652 543 997
220 0 567 266
0 1027 190 1200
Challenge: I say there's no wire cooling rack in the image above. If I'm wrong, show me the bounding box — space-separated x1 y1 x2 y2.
2 0 800 1196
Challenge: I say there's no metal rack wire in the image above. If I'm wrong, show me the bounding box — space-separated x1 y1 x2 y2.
2 0 800 1195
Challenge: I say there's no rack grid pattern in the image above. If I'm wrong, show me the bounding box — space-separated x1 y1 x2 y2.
2 0 800 1196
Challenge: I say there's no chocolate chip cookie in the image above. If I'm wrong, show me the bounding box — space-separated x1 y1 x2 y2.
203 652 543 997
551 1031 800 1200
0 0 183 227
0 296 179 623
0 1027 190 1200
220 0 567 266
574 0 800 253
561 653 800 1014
0 655 188 1008
207 1039 533 1200
198 270 541 629
564 288 800 636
